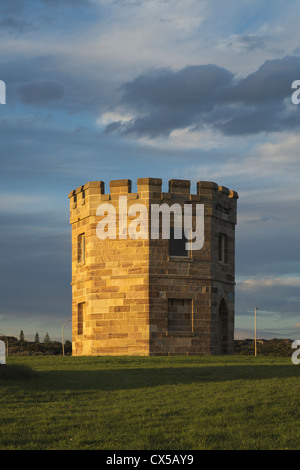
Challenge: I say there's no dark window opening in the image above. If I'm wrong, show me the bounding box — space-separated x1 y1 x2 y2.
169 227 189 257
218 233 228 264
77 302 85 335
77 233 85 263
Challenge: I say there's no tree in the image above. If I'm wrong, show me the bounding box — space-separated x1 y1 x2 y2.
43 332 50 344
34 332 40 343
19 330 25 342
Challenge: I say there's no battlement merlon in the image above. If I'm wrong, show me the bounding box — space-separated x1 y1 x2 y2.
69 178 238 225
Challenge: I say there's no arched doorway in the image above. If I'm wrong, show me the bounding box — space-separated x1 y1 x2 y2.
219 299 228 354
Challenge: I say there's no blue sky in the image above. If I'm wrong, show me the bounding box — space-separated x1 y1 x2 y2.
1 0 300 342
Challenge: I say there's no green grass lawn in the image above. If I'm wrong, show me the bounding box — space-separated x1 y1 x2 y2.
0 355 299 450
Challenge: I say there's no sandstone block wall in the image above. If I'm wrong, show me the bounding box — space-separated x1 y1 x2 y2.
69 178 238 355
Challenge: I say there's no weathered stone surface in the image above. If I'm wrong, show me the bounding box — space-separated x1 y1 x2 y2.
69 178 238 356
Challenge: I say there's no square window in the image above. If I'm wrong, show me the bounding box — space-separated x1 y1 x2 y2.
169 227 189 257
167 298 193 333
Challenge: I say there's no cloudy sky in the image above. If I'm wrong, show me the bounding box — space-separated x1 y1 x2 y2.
1 0 300 342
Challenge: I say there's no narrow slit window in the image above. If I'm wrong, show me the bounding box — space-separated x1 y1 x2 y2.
218 233 227 264
77 302 85 335
77 233 85 263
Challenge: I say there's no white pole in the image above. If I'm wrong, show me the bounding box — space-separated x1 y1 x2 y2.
254 307 258 357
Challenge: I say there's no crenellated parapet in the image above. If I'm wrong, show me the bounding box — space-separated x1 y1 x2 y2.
69 178 238 225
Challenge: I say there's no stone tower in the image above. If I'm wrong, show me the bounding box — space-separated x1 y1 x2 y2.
68 178 238 356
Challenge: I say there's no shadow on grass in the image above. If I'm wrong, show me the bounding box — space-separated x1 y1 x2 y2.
0 364 38 380
31 364 300 391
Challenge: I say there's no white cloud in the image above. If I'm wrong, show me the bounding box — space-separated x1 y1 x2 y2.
97 110 135 126
136 126 235 151
258 132 300 166
237 275 300 290
163 130 300 192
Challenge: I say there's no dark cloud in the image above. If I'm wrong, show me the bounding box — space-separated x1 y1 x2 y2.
0 54 113 113
226 35 267 52
237 284 300 318
105 56 300 138
121 65 233 110
236 231 300 278
19 81 65 105
221 56 300 105
118 65 234 137
205 101 288 136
